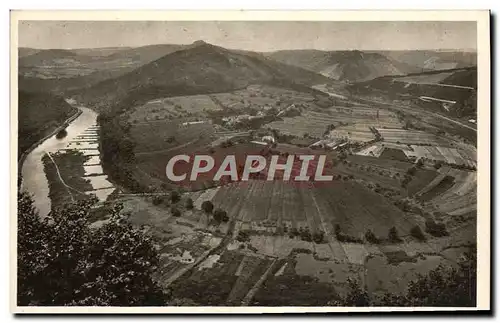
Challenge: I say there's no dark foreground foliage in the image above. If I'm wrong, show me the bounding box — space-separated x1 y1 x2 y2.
17 191 167 306
330 247 477 307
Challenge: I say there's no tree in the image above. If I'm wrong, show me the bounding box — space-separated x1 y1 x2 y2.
433 160 443 170
364 229 379 244
425 219 448 237
201 201 214 214
213 208 227 224
17 192 167 306
170 191 180 204
313 230 326 244
185 197 194 210
152 195 164 206
171 207 181 217
55 128 68 139
388 226 402 243
329 278 369 306
329 247 476 307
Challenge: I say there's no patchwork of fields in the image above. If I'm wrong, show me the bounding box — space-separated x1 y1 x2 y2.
266 107 402 139
189 180 417 239
356 141 476 168
378 128 453 146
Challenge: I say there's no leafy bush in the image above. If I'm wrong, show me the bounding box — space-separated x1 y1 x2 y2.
185 197 194 210
425 219 448 237
236 230 250 242
213 208 227 224
170 191 180 204
201 200 214 214
388 226 402 243
152 195 164 206
312 230 326 244
171 207 181 217
364 229 380 244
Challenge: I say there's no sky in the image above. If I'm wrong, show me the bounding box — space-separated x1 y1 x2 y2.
18 21 477 51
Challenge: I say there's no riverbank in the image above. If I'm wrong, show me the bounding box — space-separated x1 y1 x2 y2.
42 150 94 211
18 107 82 177
21 106 109 217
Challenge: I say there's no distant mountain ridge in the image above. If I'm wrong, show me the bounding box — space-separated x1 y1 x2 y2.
373 50 477 71
74 41 335 109
266 50 422 83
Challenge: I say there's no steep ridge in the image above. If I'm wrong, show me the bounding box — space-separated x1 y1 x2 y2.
267 50 421 82
74 41 334 108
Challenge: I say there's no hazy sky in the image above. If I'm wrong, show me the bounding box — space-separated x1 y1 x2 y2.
19 21 477 51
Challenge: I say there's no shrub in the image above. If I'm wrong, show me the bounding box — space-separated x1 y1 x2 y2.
236 230 250 242
433 161 443 169
213 208 227 224
201 201 214 214
313 231 326 244
185 197 194 210
388 226 402 243
152 196 164 206
365 229 380 244
300 229 312 242
170 191 181 203
171 207 181 217
425 219 448 237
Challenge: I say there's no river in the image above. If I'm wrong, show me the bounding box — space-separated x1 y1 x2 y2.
21 105 114 217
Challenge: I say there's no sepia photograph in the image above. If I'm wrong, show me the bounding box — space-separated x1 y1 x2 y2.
11 10 490 313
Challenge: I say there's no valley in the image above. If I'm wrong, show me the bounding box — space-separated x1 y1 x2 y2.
17 39 478 307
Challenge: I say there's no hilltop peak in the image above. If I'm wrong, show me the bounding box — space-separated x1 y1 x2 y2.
192 40 209 46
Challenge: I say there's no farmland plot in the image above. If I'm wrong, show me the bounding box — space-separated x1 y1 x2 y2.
211 85 315 111
168 250 246 305
266 108 401 139
131 121 216 154
403 145 476 167
365 253 455 296
197 178 414 242
127 94 221 122
378 128 452 146
423 168 477 216
226 255 273 305
329 125 376 143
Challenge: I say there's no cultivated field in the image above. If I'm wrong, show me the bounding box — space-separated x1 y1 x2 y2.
378 128 453 146
130 120 216 154
404 145 477 167
266 107 401 139
356 141 476 168
127 94 222 122
191 180 416 239
211 85 315 111
328 124 376 143
419 167 477 218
